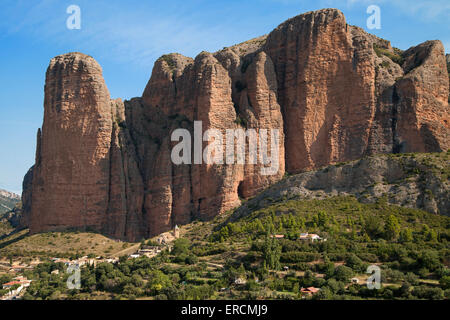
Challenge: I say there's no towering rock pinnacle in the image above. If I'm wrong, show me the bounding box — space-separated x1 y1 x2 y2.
22 9 450 241
26 53 116 234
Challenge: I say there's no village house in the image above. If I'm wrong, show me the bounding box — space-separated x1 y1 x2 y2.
105 258 119 264
74 256 97 267
300 287 320 296
2 276 32 299
137 246 162 258
8 264 29 273
2 281 22 290
270 234 285 239
299 233 326 242
51 257 71 266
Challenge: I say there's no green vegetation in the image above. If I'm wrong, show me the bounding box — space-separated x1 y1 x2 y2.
13 194 449 300
3 153 449 300
0 219 14 237
234 115 248 128
381 61 390 68
158 54 177 70
373 44 405 66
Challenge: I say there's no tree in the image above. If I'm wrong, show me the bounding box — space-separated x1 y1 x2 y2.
426 229 438 242
146 270 171 295
363 216 383 239
400 228 413 242
399 282 412 298
440 276 450 290
172 238 190 256
333 265 354 282
0 274 12 286
262 237 281 270
384 215 400 240
405 272 419 286
313 210 328 228
418 250 441 272
237 264 247 279
185 254 198 265
326 278 345 294
324 262 335 279
345 254 366 273
313 287 333 300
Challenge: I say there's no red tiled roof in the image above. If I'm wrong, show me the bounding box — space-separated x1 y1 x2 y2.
3 281 22 286
301 287 320 294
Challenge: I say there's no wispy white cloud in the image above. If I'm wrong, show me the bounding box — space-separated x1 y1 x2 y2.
0 0 245 68
1 0 448 65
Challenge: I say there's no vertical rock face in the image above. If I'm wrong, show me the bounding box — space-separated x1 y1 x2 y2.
394 41 450 152
136 48 285 236
265 9 377 172
22 9 450 241
264 9 449 173
25 54 148 240
29 53 113 233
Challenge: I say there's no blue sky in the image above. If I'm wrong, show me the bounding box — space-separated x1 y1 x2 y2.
0 0 449 194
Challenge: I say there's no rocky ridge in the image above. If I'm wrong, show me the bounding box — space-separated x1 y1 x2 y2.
231 152 450 222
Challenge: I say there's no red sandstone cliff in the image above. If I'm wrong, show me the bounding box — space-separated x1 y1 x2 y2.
21 9 449 241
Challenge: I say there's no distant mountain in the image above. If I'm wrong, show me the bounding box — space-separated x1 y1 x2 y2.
0 189 20 215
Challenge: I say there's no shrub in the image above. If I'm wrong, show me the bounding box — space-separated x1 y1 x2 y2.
439 275 450 290
412 286 444 300
333 265 354 282
345 253 366 272
171 238 191 256
373 44 405 66
280 252 319 263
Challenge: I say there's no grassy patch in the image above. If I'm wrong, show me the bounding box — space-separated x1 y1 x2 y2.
0 231 137 259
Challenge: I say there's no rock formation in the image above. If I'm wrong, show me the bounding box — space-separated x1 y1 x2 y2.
21 9 449 241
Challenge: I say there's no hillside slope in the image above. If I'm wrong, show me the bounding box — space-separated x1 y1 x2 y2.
9 186 450 300
232 152 450 222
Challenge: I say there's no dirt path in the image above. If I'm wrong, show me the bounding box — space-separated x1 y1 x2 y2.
112 243 140 257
